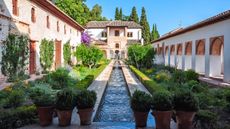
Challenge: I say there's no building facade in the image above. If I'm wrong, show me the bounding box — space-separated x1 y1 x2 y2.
85 21 142 59
0 0 84 76
152 10 230 83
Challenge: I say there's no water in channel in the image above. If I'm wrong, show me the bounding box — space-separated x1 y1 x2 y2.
94 61 134 122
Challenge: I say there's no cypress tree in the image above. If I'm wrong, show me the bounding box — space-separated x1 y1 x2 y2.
129 6 139 23
151 24 160 41
115 7 120 20
119 8 123 20
140 7 150 44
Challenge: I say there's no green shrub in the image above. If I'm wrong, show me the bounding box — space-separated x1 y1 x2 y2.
174 90 199 112
3 90 25 108
29 85 55 107
0 105 37 129
46 68 75 89
55 88 75 110
76 90 97 109
183 80 208 93
171 70 186 84
130 65 166 93
151 91 173 111
185 69 199 81
40 39 54 72
154 70 171 83
195 110 218 129
131 90 151 112
76 75 94 90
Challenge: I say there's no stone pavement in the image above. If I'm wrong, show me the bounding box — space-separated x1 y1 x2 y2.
0 74 44 90
199 76 230 88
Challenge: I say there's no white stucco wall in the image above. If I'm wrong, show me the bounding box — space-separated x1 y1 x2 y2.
86 28 107 40
127 29 142 40
0 0 82 75
153 19 230 82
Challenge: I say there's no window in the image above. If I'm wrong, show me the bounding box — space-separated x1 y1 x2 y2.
127 32 133 37
0 4 5 13
12 0 18 16
64 25 66 34
31 8 36 23
115 43 119 48
101 32 107 37
70 28 72 34
57 21 59 32
115 30 119 37
46 16 50 29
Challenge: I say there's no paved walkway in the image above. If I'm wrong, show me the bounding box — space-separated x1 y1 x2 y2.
199 76 230 88
0 74 44 90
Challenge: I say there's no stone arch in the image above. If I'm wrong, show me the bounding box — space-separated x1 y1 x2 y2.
185 42 192 55
170 45 175 55
210 37 223 55
177 44 182 55
196 40 205 55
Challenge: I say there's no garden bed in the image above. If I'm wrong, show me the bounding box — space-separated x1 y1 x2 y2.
130 64 230 129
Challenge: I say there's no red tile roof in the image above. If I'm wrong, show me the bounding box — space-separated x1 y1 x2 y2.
86 21 142 29
152 10 230 43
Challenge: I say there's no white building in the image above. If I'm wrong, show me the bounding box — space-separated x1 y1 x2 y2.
85 21 142 59
0 0 84 76
152 10 230 83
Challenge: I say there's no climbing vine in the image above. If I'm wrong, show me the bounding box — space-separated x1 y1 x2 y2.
63 41 72 65
1 34 29 82
39 39 54 72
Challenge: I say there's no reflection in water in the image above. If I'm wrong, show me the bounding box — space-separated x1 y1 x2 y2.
94 61 134 122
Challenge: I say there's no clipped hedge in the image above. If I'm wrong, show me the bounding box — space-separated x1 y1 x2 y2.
0 105 37 129
76 75 94 90
76 63 109 90
129 65 167 94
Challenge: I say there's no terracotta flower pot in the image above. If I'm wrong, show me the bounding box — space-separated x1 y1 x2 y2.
37 106 53 126
77 108 94 125
57 109 73 126
176 111 196 129
133 111 149 127
152 111 172 129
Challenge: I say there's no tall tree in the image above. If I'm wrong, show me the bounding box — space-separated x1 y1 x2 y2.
151 24 160 41
119 8 123 20
115 7 120 20
140 7 151 44
90 4 107 21
129 6 139 23
55 0 91 25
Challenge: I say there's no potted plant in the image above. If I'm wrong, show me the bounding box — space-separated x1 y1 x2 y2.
76 90 97 125
174 90 199 129
151 91 173 129
29 87 55 126
55 88 75 126
131 90 151 127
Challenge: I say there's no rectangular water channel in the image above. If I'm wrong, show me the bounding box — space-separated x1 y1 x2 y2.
94 62 134 122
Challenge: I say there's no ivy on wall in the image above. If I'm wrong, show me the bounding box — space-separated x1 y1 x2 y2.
1 34 29 82
63 41 72 65
39 39 54 72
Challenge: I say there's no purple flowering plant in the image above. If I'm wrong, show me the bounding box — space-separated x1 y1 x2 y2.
81 32 91 46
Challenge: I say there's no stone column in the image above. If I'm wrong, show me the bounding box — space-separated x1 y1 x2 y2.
107 27 110 44
205 38 210 77
224 36 230 82
182 43 185 70
168 46 171 66
192 41 196 70
174 44 178 68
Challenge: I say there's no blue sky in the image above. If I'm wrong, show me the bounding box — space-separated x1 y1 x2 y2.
86 0 230 35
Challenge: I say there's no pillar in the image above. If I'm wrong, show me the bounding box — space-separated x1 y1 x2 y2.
168 46 170 66
205 38 210 77
174 44 177 68
224 36 230 82
191 41 196 70
182 43 185 70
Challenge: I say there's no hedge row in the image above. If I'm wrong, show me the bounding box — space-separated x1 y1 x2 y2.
129 65 167 94
76 64 108 90
0 105 37 129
